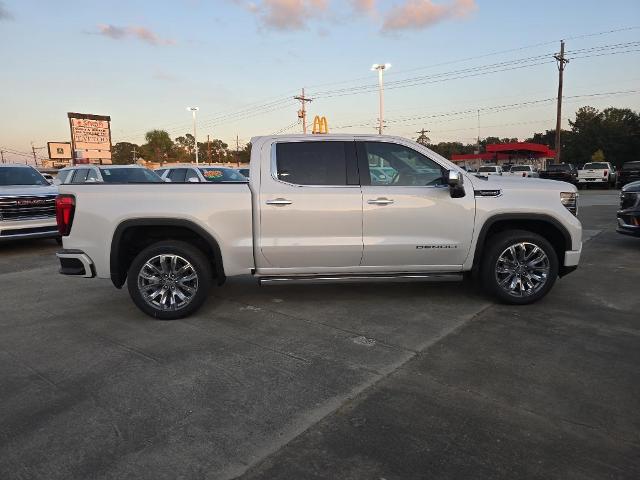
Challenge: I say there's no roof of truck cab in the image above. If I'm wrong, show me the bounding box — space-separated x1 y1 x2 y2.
250 134 412 143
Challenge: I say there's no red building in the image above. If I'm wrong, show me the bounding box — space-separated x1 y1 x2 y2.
451 142 556 170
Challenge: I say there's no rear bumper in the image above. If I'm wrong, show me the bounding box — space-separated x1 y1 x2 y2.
57 249 96 278
578 177 608 183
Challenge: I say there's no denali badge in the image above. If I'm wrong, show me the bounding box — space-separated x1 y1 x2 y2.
416 245 458 249
17 199 48 206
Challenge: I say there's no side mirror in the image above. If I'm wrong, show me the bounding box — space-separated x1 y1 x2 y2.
447 170 466 198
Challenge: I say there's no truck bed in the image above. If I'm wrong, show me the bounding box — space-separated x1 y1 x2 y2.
59 183 254 279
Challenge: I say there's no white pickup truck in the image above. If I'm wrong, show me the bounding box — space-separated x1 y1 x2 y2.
577 162 616 188
56 135 582 319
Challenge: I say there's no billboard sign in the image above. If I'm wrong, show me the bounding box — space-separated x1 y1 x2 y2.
47 142 72 159
67 112 112 164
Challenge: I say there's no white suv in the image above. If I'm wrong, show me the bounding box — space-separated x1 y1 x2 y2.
506 165 539 178
57 164 162 184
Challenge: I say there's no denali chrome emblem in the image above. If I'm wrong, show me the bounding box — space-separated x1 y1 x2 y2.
16 199 48 206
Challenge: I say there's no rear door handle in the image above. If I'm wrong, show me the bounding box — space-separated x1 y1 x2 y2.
367 198 394 205
266 198 292 206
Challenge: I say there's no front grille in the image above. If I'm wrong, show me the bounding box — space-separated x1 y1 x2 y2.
620 192 639 210
0 195 56 221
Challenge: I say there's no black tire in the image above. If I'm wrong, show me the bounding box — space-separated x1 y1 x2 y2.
127 240 212 320
480 230 559 305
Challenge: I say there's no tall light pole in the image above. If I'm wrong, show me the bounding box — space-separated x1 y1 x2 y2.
371 63 391 135
187 106 199 164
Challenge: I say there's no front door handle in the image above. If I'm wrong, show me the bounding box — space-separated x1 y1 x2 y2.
266 198 293 206
367 198 394 205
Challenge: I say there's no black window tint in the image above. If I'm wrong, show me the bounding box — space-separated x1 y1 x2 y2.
168 168 187 182
70 169 89 183
276 142 348 186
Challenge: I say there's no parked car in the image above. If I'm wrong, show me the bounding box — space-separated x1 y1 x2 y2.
505 165 539 178
157 165 248 183
0 164 59 242
616 161 640 189
40 173 55 184
56 134 582 319
477 165 503 176
577 162 617 189
617 180 640 237
539 163 578 185
58 165 163 184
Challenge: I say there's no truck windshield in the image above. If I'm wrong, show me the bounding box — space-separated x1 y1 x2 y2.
199 168 247 182
478 167 497 173
583 163 608 169
0 167 49 186
547 164 570 171
510 166 531 172
100 168 163 183
622 162 640 170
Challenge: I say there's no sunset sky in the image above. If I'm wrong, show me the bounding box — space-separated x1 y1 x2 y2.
1 0 639 162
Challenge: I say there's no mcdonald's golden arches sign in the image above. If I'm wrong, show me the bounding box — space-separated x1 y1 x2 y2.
312 116 329 134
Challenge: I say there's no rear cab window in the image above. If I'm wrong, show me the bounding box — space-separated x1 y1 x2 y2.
275 141 354 186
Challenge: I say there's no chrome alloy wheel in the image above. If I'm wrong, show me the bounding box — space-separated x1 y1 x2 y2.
494 242 550 297
137 254 199 311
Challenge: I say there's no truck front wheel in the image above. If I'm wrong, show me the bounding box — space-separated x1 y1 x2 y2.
481 230 559 305
127 240 212 320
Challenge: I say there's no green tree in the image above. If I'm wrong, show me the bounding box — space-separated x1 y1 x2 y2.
111 142 139 165
591 149 605 162
141 130 173 164
174 133 195 162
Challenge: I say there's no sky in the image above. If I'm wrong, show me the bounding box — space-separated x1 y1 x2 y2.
0 0 639 163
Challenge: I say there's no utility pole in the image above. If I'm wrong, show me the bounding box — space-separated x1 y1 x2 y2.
476 109 481 154
207 135 212 163
294 88 313 134
554 40 569 162
131 146 137 163
0 150 4 164
416 129 430 146
236 134 240 167
31 142 38 166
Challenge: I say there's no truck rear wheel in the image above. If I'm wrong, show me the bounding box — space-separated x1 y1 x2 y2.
127 240 212 320
481 230 558 305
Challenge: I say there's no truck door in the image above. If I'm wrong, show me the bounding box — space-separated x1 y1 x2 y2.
258 140 363 270
358 141 475 269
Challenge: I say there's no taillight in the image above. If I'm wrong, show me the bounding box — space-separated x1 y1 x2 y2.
56 194 75 236
603 170 608 177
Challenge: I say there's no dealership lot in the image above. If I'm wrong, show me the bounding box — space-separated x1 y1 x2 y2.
0 190 638 480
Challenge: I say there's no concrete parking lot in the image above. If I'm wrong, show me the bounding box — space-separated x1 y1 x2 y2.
1 190 638 480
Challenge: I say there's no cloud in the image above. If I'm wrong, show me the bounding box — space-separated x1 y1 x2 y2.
96 24 175 45
0 1 13 20
238 0 329 31
349 0 376 14
382 0 476 31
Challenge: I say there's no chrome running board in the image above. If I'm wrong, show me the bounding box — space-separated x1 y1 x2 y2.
259 273 463 285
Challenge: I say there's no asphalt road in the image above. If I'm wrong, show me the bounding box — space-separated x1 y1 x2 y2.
0 190 638 480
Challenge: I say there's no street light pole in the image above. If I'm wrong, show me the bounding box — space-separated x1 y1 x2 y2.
187 106 200 164
371 63 391 135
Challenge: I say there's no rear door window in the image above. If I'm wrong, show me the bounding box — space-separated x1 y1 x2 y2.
70 169 89 183
167 168 187 182
275 142 349 186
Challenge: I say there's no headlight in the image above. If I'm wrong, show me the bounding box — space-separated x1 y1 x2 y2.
561 192 578 216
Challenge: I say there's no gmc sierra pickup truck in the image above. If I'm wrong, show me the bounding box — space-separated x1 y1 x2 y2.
56 135 582 319
1 164 59 242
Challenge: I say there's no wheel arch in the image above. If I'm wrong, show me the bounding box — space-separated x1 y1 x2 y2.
110 218 225 289
472 213 572 276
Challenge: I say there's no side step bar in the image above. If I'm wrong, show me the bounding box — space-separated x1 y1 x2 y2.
259 273 463 285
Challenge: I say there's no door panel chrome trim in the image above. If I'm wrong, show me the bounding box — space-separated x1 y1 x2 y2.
259 273 463 285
